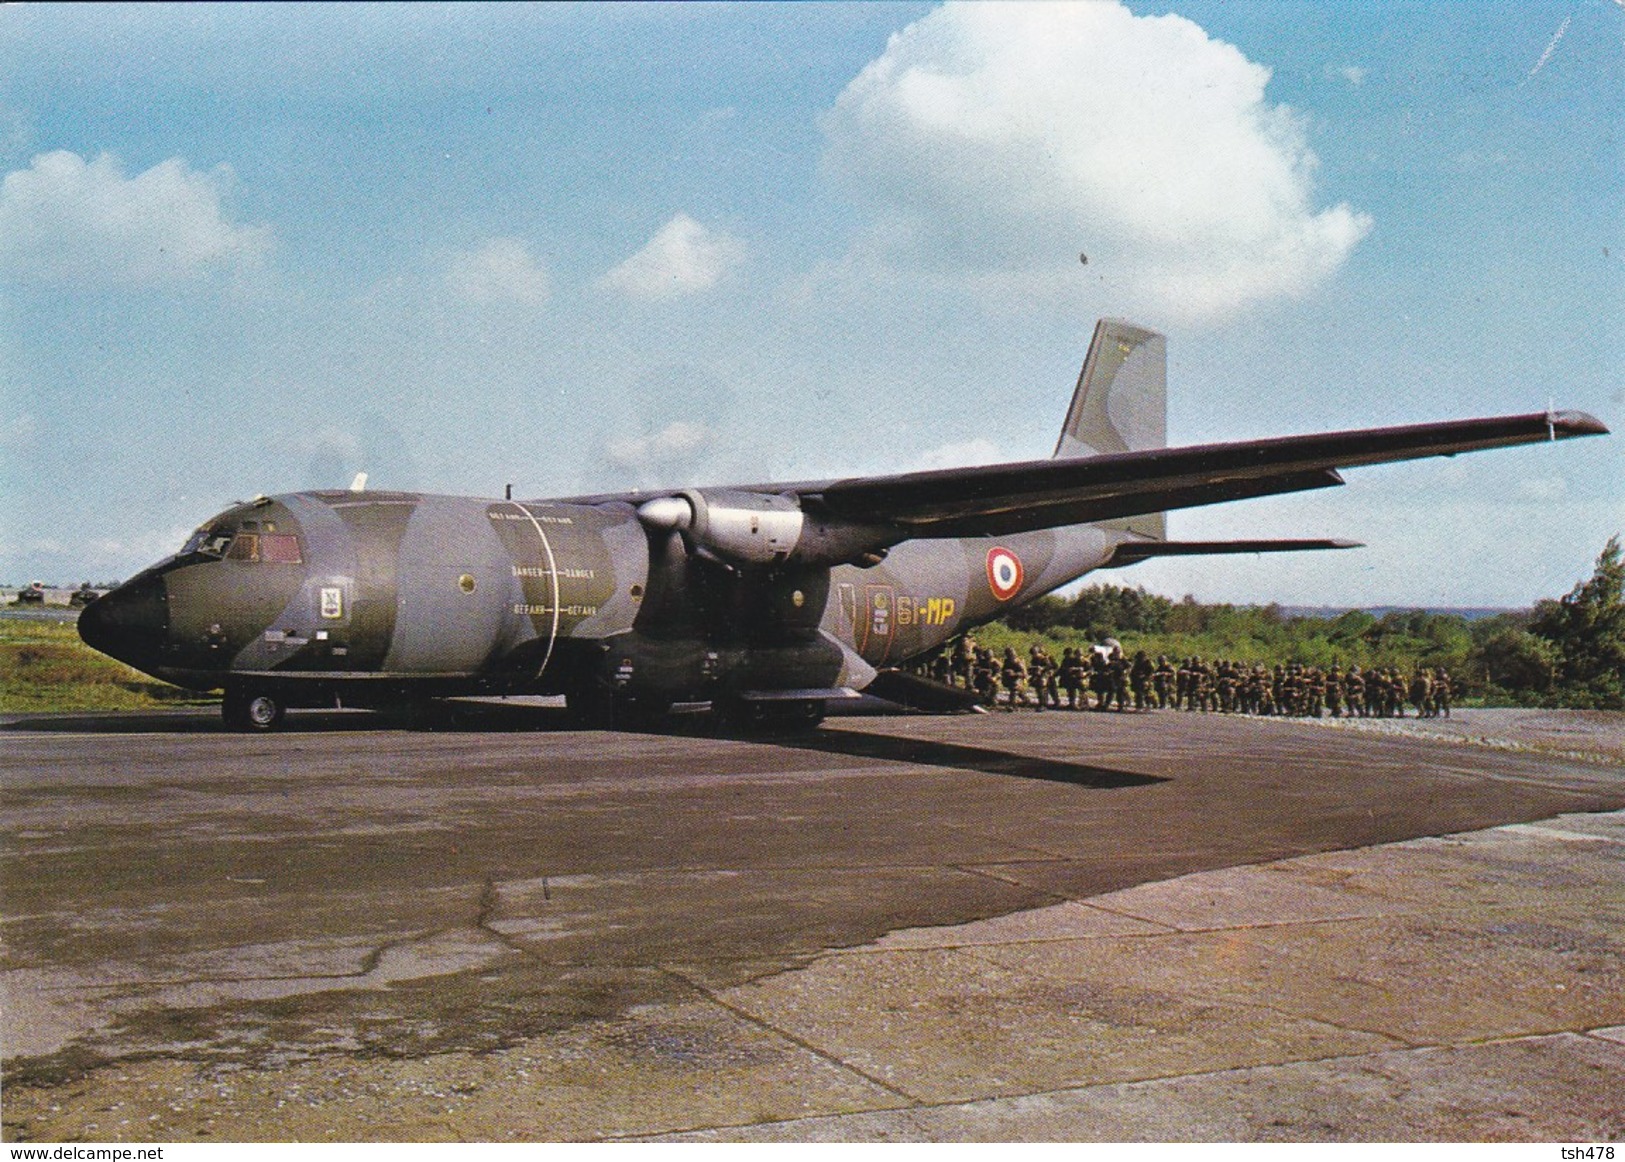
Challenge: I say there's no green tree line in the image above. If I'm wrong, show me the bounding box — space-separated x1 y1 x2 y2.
983 537 1624 709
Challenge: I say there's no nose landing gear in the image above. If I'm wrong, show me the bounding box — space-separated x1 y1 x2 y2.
222 688 287 731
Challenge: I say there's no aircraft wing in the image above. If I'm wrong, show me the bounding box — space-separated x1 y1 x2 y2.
795 411 1608 538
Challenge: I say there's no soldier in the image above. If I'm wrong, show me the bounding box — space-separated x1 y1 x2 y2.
1001 647 1030 710
1365 666 1384 717
1237 665 1256 715
1343 665 1364 718
972 647 998 707
1192 656 1213 713
1326 665 1344 718
951 636 975 689
1254 666 1276 716
1153 655 1174 710
1090 647 1113 710
1410 667 1433 718
1130 650 1153 711
1288 665 1308 716
1433 666 1453 718
1029 643 1060 710
1059 647 1087 710
930 649 952 686
1386 668 1405 717
1107 645 1130 711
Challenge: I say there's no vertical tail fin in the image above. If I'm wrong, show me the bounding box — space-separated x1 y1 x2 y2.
1054 319 1167 538
1054 319 1166 457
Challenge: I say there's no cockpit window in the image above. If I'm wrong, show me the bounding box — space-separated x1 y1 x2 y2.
226 532 303 563
182 528 234 558
180 526 301 564
261 533 303 563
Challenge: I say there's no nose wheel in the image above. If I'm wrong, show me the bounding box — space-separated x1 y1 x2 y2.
222 688 287 731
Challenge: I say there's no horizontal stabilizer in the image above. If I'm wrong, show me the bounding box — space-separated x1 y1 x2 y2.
1107 538 1362 567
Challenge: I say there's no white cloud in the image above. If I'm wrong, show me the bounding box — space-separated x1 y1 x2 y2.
0 150 271 287
605 420 714 468
912 438 1005 471
1515 475 1568 501
820 1 1371 325
444 236 550 305
1336 65 1368 86
600 213 744 299
301 426 363 463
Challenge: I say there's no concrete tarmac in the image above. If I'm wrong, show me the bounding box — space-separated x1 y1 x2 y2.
2 706 1622 1141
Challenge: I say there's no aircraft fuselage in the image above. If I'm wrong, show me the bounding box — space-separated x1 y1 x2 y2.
78 488 1118 725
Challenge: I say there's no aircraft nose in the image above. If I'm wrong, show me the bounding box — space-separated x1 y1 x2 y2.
77 573 169 671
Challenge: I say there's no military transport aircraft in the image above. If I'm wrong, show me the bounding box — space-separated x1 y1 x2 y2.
78 320 1607 731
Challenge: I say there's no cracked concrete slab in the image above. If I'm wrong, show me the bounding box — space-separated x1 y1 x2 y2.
865 899 1173 950
658 1033 1625 1142
719 941 1402 1105
1076 862 1406 931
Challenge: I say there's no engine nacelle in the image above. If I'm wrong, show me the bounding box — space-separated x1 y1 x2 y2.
639 490 801 566
687 489 804 565
636 490 893 570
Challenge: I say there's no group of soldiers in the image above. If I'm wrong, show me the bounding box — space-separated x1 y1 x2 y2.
930 637 1454 719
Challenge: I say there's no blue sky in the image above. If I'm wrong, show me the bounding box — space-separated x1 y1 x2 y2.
1 1 1619 606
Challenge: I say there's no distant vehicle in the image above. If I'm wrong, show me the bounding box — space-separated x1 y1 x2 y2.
77 318 1608 732
14 581 46 605
69 583 101 608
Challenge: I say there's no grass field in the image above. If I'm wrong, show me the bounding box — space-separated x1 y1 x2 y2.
0 616 215 713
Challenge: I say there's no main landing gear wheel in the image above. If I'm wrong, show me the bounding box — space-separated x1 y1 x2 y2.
566 685 671 731
222 689 286 731
714 697 826 736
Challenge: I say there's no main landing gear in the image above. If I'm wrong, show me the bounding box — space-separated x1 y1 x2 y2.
712 696 827 736
565 683 673 731
222 688 287 731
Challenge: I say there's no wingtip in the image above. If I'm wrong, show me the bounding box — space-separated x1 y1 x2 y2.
1551 410 1610 437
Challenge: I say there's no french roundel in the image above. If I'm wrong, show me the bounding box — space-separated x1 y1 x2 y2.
986 547 1024 602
